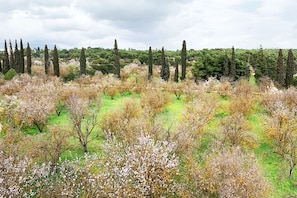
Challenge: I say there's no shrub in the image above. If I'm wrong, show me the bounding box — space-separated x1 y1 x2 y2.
189 146 271 197
4 69 16 80
141 88 171 118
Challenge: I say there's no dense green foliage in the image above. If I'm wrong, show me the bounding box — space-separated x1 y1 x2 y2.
26 43 32 74
230 46 236 79
276 49 285 86
9 40 14 70
20 39 25 73
14 41 20 73
79 47 86 75
160 47 170 81
285 49 295 88
53 45 60 77
174 57 179 82
3 40 10 74
44 44 50 75
4 68 16 80
148 46 153 80
113 39 121 78
181 40 187 80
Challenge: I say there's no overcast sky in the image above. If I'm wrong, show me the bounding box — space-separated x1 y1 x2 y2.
0 0 296 50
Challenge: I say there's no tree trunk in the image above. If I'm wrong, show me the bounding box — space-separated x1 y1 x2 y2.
289 164 295 178
34 122 43 133
83 143 88 153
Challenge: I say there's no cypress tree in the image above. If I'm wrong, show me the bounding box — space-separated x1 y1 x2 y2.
113 39 121 79
276 49 285 86
9 40 15 70
285 49 295 88
3 40 10 73
223 53 229 76
44 44 50 75
255 45 267 78
26 42 32 75
20 39 25 73
174 57 179 82
181 40 187 80
0 60 2 73
160 47 165 80
229 46 236 79
53 45 60 77
148 46 153 80
14 40 20 73
80 47 86 75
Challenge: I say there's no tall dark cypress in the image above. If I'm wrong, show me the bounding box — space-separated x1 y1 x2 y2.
14 40 20 73
148 46 153 80
285 49 295 88
0 60 2 73
174 57 179 82
26 42 32 75
160 47 169 81
53 45 60 77
229 46 236 79
160 47 165 79
9 40 15 70
80 47 86 75
276 49 285 86
255 45 267 78
20 39 25 73
181 40 187 80
223 53 229 76
3 40 10 73
113 39 121 79
44 44 50 75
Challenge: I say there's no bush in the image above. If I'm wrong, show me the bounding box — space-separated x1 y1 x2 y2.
4 69 16 80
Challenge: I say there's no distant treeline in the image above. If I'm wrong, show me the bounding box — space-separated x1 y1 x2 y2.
0 39 296 87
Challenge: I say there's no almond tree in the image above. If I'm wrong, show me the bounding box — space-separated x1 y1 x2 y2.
264 88 297 178
16 82 57 132
100 134 180 197
66 94 101 153
195 146 271 197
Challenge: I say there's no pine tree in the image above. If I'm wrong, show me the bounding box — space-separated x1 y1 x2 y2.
223 52 229 76
9 40 15 70
174 57 179 82
20 39 25 73
26 42 32 75
229 46 236 79
44 44 50 75
3 40 10 73
53 45 60 77
276 49 285 86
14 40 20 73
80 47 86 75
181 40 187 80
113 39 121 79
148 46 153 80
285 49 295 88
